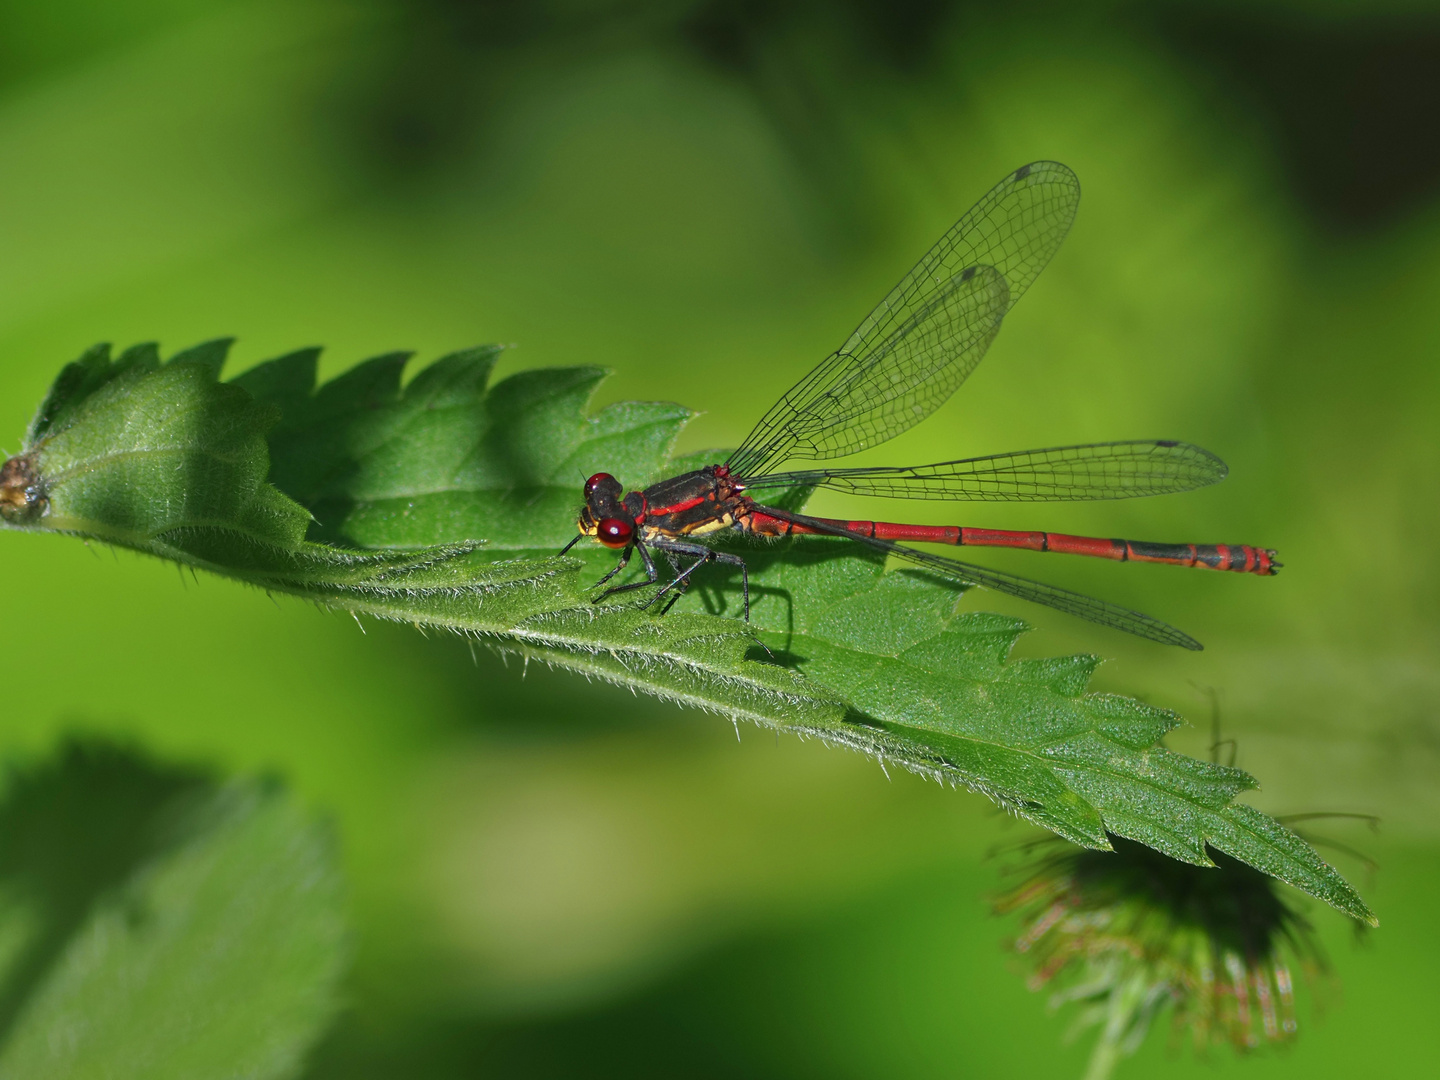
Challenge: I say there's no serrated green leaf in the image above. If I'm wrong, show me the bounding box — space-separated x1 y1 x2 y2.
0 341 1375 924
664 539 1374 923
3 342 844 732
237 345 691 549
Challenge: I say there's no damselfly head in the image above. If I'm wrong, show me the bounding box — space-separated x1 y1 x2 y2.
582 473 632 547
577 471 637 548
584 472 622 500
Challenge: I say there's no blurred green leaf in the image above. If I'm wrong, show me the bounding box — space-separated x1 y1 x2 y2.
0 341 1375 924
0 741 345 1080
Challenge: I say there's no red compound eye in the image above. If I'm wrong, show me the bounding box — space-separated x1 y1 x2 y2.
585 472 617 499
596 517 634 549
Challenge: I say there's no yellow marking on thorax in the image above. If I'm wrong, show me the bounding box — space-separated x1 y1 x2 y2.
653 510 735 538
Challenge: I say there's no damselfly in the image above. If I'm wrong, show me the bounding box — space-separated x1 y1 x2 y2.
561 162 1276 650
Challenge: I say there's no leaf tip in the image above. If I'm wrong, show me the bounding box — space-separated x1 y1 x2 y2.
0 452 46 524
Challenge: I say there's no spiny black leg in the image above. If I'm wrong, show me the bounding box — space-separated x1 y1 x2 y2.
652 545 763 650
636 539 657 580
644 539 751 622
700 550 762 649
593 543 633 588
558 534 583 556
658 551 751 617
658 584 691 616
656 550 689 615
706 551 749 622
732 555 750 621
654 550 713 614
595 539 660 601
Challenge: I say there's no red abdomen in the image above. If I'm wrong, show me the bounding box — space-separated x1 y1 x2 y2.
744 512 1278 575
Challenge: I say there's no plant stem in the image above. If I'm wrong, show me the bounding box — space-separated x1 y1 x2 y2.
1083 1034 1123 1080
1082 970 1150 1080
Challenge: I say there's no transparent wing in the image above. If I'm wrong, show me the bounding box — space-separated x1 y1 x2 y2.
727 264 1009 477
738 441 1227 502
756 506 1202 650
729 162 1081 478
887 541 1203 649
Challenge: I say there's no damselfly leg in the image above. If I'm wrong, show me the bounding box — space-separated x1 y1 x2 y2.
588 537 751 621
647 538 750 620
593 539 659 599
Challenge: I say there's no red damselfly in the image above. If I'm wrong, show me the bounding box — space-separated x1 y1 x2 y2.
560 162 1276 650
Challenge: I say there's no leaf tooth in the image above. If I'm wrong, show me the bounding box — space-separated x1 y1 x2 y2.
166 338 235 379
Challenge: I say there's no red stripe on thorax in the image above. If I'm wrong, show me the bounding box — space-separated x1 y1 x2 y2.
648 494 708 516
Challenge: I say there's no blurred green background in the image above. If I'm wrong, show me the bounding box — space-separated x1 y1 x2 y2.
0 0 1436 1075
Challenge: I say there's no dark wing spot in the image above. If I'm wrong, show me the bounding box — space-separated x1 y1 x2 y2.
960 266 977 281
1014 163 1032 180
